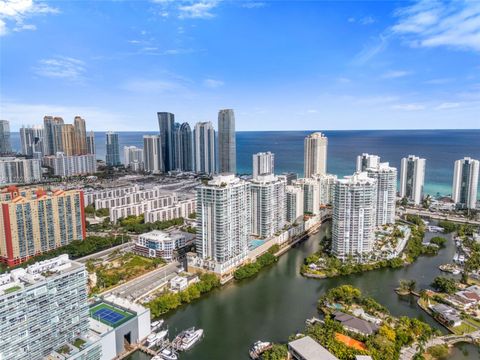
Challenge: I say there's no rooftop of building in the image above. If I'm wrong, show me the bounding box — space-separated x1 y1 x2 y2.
0 185 81 203
332 311 379 335
0 156 39 162
367 162 397 172
250 174 284 184
306 132 328 139
138 229 186 242
206 174 244 187
0 254 84 296
337 172 377 186
89 301 135 328
288 335 338 360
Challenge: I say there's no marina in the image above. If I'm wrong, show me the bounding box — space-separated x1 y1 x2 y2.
142 325 203 359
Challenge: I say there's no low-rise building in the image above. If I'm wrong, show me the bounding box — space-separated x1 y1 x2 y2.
0 157 42 184
88 295 150 359
84 184 140 206
170 275 189 291
134 230 191 261
332 311 379 336
430 304 462 327
43 153 96 177
144 198 196 223
288 336 338 360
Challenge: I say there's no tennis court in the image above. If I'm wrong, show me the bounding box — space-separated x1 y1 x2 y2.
89 302 134 327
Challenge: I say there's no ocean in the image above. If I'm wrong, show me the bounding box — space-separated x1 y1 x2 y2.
9 129 480 198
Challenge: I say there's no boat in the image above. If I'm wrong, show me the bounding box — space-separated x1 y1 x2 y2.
249 340 272 359
151 320 165 331
176 327 204 351
155 330 168 343
159 347 178 360
146 333 157 346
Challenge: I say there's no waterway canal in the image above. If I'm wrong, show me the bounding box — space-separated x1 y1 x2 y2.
141 222 478 359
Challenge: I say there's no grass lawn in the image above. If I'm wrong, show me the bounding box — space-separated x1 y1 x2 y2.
463 317 480 329
450 322 476 335
91 253 164 293
4 285 21 294
73 338 86 348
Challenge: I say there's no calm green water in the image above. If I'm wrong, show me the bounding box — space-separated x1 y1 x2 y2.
160 222 477 359
450 343 480 359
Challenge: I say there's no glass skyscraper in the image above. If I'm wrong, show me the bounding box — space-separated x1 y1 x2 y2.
0 120 12 155
105 131 120 166
218 109 236 174
157 112 176 172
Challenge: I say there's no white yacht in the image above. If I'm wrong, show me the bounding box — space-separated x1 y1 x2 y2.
179 327 204 351
155 330 168 343
151 319 165 331
159 347 178 360
146 333 157 347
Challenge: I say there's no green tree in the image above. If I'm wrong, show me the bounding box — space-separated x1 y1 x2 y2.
431 276 458 294
430 236 447 248
427 344 449 360
438 220 457 234
262 344 288 360
96 208 110 217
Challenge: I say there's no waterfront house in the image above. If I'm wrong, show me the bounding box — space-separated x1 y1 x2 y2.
430 304 462 327
332 311 379 336
288 336 339 360
466 285 480 296
450 290 480 310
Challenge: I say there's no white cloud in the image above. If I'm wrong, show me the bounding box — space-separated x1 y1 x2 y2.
0 0 58 36
178 1 218 19
121 79 186 93
392 0 480 52
0 18 6 35
348 16 376 25
381 70 411 79
352 33 390 65
163 48 195 55
33 56 86 81
14 22 35 31
203 78 224 88
0 99 134 131
242 2 266 9
392 103 426 111
306 109 318 114
360 16 375 25
436 102 461 110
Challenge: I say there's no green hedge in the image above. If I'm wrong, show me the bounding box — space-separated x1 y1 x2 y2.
234 252 278 280
147 273 220 317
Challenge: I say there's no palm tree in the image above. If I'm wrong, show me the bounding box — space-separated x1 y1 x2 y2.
422 195 432 209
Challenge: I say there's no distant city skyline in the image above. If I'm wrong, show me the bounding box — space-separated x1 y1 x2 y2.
1 1 479 131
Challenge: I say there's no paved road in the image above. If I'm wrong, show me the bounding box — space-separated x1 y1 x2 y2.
76 240 134 263
103 261 182 301
399 331 480 360
399 208 480 225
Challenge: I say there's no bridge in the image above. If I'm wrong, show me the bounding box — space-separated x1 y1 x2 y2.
399 330 480 360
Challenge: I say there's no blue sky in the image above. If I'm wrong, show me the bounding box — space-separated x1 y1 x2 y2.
1 0 479 131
